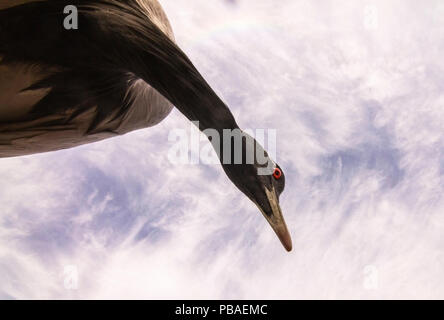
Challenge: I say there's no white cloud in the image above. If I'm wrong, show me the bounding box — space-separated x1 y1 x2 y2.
1 0 444 299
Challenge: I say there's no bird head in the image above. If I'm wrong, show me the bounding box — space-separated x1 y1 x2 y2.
216 130 292 251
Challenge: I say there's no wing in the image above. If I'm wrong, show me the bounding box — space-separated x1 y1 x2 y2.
0 59 130 157
0 59 53 123
0 0 174 158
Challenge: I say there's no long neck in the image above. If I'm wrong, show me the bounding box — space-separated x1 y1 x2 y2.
117 15 239 133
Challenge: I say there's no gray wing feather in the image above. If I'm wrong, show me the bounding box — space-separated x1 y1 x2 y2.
0 0 174 158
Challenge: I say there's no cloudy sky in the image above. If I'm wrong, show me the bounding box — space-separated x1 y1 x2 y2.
1 0 444 299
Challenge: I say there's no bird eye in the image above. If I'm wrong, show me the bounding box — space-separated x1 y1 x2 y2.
273 168 282 179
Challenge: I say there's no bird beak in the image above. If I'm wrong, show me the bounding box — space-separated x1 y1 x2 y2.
257 186 292 252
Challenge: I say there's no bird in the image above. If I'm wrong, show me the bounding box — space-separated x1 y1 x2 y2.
0 0 292 251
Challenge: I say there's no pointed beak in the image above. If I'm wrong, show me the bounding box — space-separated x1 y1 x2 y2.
257 186 292 252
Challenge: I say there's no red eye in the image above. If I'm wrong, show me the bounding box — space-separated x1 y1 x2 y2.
273 168 282 179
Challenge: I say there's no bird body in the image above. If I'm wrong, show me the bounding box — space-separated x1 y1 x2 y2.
0 0 174 157
0 0 292 251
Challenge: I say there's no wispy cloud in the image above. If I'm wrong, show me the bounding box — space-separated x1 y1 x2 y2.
0 0 443 299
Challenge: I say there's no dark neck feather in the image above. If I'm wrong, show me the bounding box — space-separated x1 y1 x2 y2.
140 43 239 133
140 46 239 133
101 2 239 133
